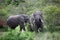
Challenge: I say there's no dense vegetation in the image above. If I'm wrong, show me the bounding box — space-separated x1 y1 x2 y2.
0 0 60 40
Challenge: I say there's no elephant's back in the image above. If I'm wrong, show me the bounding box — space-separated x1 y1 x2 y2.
7 15 19 26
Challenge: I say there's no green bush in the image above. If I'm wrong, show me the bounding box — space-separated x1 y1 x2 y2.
0 26 34 40
52 0 60 3
0 8 8 20
42 5 60 32
0 9 7 16
0 31 34 40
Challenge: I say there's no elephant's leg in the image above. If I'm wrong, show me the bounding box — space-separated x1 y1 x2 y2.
40 23 44 32
22 25 25 31
34 24 38 33
27 23 33 31
20 26 22 31
20 22 25 31
28 26 33 32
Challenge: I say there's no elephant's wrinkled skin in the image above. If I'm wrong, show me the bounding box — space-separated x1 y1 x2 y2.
7 14 31 31
30 11 44 32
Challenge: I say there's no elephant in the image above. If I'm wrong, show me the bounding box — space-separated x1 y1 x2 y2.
7 14 31 31
30 11 44 32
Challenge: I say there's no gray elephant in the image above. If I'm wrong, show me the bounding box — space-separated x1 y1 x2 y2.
30 11 44 32
7 14 31 31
